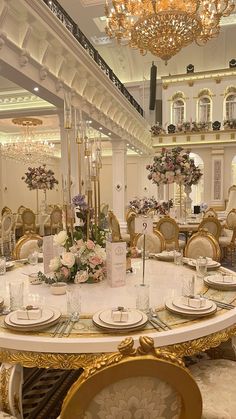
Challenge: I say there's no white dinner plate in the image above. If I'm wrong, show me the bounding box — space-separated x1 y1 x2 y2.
172 296 213 312
93 310 148 331
6 261 15 270
9 308 54 326
188 260 220 269
165 299 217 317
206 274 236 285
99 309 143 327
4 308 61 331
155 251 175 261
204 277 236 291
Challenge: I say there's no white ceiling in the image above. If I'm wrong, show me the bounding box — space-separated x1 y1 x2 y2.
58 0 236 83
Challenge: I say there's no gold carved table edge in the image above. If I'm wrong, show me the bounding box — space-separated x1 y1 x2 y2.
1 324 236 370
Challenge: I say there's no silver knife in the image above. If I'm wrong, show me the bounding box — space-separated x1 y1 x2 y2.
58 318 71 337
148 317 165 331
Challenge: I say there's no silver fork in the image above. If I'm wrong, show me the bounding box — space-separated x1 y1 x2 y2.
51 320 67 337
64 314 79 337
151 309 172 330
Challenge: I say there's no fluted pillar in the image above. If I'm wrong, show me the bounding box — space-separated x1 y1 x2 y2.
111 139 127 229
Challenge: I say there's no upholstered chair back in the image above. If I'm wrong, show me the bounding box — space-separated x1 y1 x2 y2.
1 214 13 239
21 209 36 234
204 207 217 218
14 233 42 260
1 206 12 217
107 211 122 242
60 336 202 419
198 216 222 239
100 203 109 217
185 229 221 261
156 216 179 249
134 230 165 254
50 207 63 233
226 209 236 229
126 212 136 246
226 185 236 213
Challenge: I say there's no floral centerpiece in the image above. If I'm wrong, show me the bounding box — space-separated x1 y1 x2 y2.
150 123 165 136
146 147 202 187
128 197 173 215
38 230 106 284
22 165 58 190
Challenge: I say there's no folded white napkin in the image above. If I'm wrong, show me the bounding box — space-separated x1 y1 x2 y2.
17 305 42 320
181 296 206 309
112 307 129 322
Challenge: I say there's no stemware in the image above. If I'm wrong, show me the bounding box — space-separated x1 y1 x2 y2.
196 256 207 277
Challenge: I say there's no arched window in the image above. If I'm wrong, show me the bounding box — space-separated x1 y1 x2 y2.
226 94 236 120
198 97 211 123
172 99 185 125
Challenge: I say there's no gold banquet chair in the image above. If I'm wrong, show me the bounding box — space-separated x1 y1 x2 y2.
185 229 221 261
0 213 14 257
156 215 185 251
44 205 63 234
21 208 37 234
14 233 42 260
133 229 166 254
59 336 202 419
107 210 130 243
219 208 236 264
0 362 23 419
204 207 218 218
126 211 137 247
198 215 222 240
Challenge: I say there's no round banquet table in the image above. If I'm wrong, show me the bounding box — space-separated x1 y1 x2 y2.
0 259 236 370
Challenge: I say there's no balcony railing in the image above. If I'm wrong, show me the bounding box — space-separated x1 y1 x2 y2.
41 0 144 117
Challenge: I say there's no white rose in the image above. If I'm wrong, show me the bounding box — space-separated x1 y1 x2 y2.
94 245 106 261
54 230 68 246
61 252 75 268
74 270 88 283
49 256 61 272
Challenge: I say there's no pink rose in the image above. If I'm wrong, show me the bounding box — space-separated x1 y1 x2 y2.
86 240 95 250
89 255 102 267
60 266 70 279
76 239 84 249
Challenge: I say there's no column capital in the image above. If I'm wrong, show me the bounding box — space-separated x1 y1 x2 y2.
111 139 127 152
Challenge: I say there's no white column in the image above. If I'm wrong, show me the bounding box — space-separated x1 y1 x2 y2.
112 139 127 229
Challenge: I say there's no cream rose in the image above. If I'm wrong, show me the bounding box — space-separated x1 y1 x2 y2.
74 270 89 283
61 252 75 268
49 256 61 272
54 230 68 246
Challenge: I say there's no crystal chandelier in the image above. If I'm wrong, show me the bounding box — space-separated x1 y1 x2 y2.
105 0 235 63
1 117 55 164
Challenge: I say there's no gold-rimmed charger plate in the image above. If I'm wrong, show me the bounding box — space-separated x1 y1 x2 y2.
4 308 61 332
165 299 217 318
9 308 54 326
204 277 236 291
93 310 148 332
99 309 143 327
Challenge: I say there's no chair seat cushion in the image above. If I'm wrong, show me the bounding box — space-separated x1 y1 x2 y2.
189 359 236 418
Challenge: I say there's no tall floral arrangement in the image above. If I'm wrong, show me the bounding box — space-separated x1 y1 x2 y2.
146 147 202 187
22 165 58 190
128 197 173 215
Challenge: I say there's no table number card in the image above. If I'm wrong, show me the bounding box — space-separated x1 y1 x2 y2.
135 217 153 234
43 235 55 274
106 240 126 287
